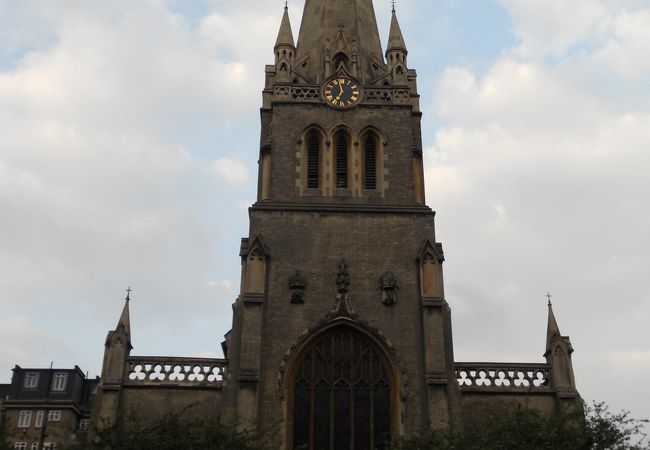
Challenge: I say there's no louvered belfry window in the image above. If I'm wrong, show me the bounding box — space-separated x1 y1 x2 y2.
291 327 393 450
364 134 377 190
307 130 320 189
336 132 349 189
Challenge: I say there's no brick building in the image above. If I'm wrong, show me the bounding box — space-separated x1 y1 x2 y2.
1 366 97 449
3 1 582 449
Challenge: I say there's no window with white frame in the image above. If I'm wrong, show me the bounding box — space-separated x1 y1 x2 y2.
47 410 61 422
78 418 90 431
51 373 67 391
23 373 39 389
35 411 45 428
31 443 39 450
17 411 32 428
42 443 56 450
13 443 27 450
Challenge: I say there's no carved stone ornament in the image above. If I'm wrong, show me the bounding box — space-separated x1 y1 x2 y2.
289 271 307 304
332 259 354 317
379 271 400 306
336 260 350 294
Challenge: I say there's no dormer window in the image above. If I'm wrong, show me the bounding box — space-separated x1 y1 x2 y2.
23 372 39 389
51 373 67 392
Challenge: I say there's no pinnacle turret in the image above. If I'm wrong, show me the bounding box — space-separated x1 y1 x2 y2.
274 5 296 82
275 6 295 50
545 299 561 354
386 8 407 55
114 288 132 350
543 295 578 394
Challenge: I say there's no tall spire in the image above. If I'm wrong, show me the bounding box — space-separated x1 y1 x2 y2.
386 7 407 54
295 0 384 83
275 4 295 49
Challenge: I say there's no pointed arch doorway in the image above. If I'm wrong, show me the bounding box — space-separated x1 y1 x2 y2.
288 324 398 450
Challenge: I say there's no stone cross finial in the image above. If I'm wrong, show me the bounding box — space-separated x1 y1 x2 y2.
126 287 132 302
546 292 552 307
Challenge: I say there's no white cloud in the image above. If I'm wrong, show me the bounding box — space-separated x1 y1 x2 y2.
0 314 73 367
210 158 251 186
208 278 234 293
499 0 609 58
0 0 271 375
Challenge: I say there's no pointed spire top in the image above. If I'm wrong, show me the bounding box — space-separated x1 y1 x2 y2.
546 293 561 352
387 4 407 54
116 289 132 342
391 0 397 13
275 2 295 49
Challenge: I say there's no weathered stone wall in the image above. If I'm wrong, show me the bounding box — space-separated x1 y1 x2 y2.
119 387 224 423
264 102 422 205
457 392 558 427
239 208 453 438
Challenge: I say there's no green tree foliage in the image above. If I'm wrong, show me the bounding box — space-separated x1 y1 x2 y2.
63 414 278 450
389 402 649 450
0 419 13 450
586 402 649 450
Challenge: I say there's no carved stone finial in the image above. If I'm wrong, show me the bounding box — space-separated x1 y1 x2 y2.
331 259 355 318
289 271 307 304
336 260 350 294
379 272 400 306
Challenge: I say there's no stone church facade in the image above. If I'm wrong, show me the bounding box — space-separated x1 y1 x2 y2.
92 1 581 449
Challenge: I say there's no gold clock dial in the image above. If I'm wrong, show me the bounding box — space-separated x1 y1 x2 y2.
324 77 362 109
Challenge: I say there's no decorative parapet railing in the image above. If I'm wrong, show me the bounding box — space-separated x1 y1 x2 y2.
455 363 552 393
272 85 411 105
365 87 411 104
125 356 228 389
273 85 320 103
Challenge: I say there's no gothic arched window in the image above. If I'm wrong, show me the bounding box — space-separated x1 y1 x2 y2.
307 130 321 189
363 133 378 190
335 131 349 189
333 52 349 70
290 326 394 450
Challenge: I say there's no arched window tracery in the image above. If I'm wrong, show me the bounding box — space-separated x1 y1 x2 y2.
290 327 394 450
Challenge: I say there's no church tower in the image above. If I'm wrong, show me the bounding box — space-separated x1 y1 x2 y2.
223 1 453 448
85 2 580 449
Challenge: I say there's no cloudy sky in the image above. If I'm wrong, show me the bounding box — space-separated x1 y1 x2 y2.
1 0 649 423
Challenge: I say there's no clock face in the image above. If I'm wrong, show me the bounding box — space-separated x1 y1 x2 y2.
324 77 362 109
